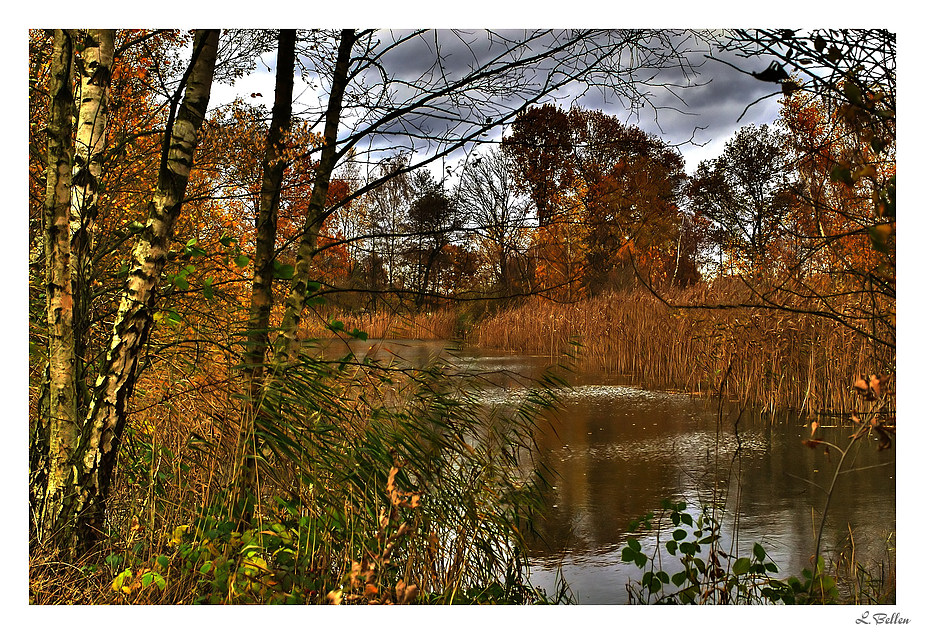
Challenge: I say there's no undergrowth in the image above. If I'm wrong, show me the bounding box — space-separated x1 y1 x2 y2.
30 334 571 605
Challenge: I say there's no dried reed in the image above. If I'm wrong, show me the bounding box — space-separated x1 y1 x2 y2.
472 282 893 414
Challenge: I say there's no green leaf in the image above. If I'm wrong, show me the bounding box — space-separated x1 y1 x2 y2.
671 571 689 586
666 540 678 556
634 552 648 568
766 562 779 574
753 543 767 562
732 557 752 576
183 239 207 258
156 555 169 570
672 529 687 541
153 572 166 591
844 82 863 105
680 513 693 526
174 275 189 291
127 220 145 234
203 277 214 300
234 254 250 268
626 537 641 552
112 568 133 592
621 547 638 563
272 260 295 279
330 319 345 332
219 235 236 247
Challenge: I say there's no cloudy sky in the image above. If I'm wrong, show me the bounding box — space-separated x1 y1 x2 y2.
214 29 786 177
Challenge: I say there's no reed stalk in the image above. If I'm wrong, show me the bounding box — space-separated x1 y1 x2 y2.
471 282 892 414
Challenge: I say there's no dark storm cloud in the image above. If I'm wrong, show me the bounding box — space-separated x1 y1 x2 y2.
342 29 787 174
569 40 786 170
212 30 790 175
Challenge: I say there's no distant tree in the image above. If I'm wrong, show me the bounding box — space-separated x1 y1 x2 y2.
456 148 534 298
695 29 895 349
565 108 688 292
504 104 574 228
405 171 460 307
686 124 793 276
504 105 690 297
363 155 415 294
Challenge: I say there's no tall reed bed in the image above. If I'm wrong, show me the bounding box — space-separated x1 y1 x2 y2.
342 308 459 340
472 282 892 414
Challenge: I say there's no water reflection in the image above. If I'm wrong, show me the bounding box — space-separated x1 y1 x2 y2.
524 373 895 604
306 340 895 604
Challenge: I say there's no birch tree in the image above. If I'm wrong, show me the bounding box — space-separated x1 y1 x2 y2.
70 29 115 416
243 29 297 384
31 29 77 544
276 29 357 363
40 29 220 555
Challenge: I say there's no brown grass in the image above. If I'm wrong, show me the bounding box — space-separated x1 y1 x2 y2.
335 307 461 341
472 281 893 414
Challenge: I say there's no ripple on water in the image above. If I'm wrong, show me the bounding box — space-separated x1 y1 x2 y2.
555 429 770 464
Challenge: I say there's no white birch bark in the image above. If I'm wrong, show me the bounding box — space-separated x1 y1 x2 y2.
34 29 77 544
70 29 114 412
55 30 220 554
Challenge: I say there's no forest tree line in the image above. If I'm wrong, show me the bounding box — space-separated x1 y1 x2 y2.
28 28 894 582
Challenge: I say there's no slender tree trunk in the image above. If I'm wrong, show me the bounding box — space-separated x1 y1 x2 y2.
244 29 296 383
277 29 355 363
31 29 76 545
239 29 297 498
48 30 220 556
70 29 115 414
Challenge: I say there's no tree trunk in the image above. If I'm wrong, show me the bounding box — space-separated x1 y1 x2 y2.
239 29 297 499
277 29 355 363
31 29 76 545
70 29 115 414
49 30 220 556
243 29 296 383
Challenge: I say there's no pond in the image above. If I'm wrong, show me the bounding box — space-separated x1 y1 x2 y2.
317 339 897 604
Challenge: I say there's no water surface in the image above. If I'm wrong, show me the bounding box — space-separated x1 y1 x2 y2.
317 339 896 604
455 347 896 604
